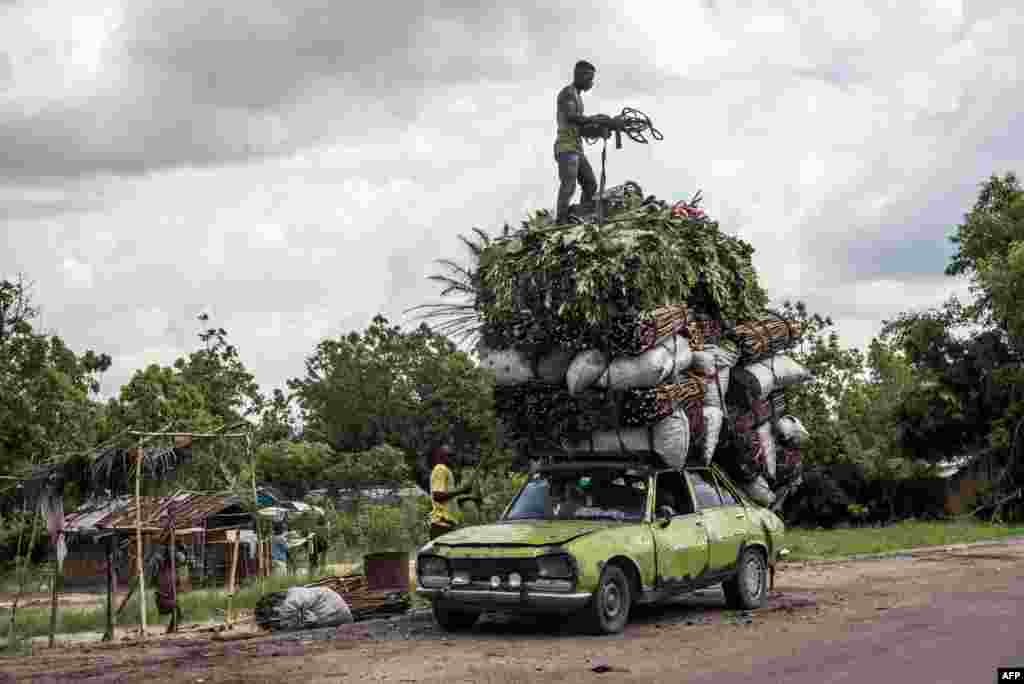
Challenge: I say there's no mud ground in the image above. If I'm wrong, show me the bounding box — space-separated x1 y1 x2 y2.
3 539 1023 683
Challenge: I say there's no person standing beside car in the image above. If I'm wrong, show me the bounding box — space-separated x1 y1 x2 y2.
428 445 479 540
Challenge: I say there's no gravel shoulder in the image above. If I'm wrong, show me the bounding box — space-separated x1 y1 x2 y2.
4 537 1024 684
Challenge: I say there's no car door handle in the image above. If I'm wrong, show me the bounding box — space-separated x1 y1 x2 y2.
735 513 746 519
694 520 703 526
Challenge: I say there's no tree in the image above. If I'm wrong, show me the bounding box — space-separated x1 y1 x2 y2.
0 277 110 477
102 317 263 491
288 314 498 475
946 172 1024 350
776 300 866 466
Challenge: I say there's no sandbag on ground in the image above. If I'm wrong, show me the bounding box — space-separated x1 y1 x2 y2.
594 335 692 391
255 587 353 632
732 354 812 401
566 408 690 469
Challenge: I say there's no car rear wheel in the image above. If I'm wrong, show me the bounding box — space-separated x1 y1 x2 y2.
432 597 481 632
580 565 632 635
723 546 767 610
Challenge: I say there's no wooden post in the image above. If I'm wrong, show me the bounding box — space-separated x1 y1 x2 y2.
168 501 177 634
103 535 114 642
225 530 240 628
47 554 59 648
201 517 209 588
135 438 147 638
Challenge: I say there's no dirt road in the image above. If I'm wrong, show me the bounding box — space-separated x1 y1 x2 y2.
4 539 1023 684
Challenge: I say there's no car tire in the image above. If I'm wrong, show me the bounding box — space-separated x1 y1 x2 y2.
580 565 632 635
431 597 480 632
723 546 767 610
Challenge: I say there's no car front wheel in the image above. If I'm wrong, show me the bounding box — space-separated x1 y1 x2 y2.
432 597 481 632
581 565 632 635
723 546 767 610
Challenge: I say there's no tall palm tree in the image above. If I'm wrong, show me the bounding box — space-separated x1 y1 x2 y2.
408 226 502 349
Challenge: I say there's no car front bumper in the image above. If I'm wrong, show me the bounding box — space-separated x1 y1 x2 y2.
417 586 592 613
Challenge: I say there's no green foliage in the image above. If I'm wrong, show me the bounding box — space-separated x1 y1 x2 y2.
776 300 865 466
0 276 109 478
288 315 497 472
947 172 1024 347
254 441 412 486
477 201 768 342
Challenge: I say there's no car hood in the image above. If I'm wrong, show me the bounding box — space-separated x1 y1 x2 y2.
432 520 617 547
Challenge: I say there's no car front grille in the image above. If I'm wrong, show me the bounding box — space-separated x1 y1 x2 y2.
449 557 539 581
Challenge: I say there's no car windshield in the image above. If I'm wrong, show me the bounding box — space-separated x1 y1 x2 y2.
504 469 648 522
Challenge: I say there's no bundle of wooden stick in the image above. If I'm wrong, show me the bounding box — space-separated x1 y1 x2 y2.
734 317 800 362
606 304 690 356
687 317 724 348
305 575 411 621
616 376 706 427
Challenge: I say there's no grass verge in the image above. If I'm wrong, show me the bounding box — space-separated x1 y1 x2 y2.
784 520 1024 561
0 569 344 644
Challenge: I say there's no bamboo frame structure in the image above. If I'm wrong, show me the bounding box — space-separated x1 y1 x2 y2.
125 429 253 641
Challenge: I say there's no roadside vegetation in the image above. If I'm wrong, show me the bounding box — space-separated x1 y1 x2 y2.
784 520 1024 561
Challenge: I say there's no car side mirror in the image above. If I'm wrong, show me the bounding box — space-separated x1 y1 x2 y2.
656 505 674 527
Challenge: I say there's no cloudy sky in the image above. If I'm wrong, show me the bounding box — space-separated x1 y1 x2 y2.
2 1 1020 397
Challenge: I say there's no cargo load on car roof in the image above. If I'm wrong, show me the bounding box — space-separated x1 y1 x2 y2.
421 184 814 508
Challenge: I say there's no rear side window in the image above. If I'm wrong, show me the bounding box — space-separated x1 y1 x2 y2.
714 473 739 505
688 470 723 509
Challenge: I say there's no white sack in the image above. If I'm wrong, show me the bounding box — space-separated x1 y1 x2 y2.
732 354 812 401
743 476 776 507
479 347 535 385
699 344 740 408
702 406 724 465
567 408 690 469
774 414 810 447
594 335 692 391
536 348 575 384
690 351 715 377
566 349 610 395
756 422 777 480
257 587 353 631
479 347 578 386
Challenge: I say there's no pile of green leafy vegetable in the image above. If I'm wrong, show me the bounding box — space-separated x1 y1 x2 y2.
475 198 768 352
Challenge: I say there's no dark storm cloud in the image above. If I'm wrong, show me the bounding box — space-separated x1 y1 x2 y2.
0 2 586 180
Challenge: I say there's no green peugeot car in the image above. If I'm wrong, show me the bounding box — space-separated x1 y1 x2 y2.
416 459 788 634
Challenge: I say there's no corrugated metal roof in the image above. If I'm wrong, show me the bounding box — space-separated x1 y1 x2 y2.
65 492 244 532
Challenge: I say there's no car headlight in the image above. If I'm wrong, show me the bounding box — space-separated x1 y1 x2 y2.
417 555 450 588
536 554 575 579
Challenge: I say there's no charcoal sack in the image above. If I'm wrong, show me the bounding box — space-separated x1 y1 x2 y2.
594 335 693 391
732 354 812 402
566 408 690 468
566 349 610 395
255 587 353 632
